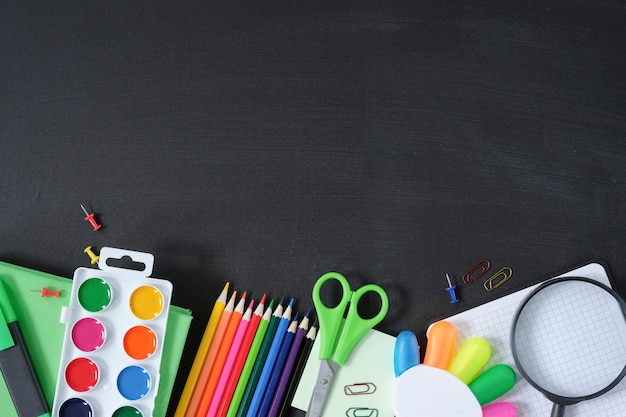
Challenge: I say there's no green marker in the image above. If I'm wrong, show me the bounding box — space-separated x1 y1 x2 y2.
231 298 283 417
0 279 51 417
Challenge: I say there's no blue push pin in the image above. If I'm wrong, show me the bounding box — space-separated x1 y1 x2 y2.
445 273 459 303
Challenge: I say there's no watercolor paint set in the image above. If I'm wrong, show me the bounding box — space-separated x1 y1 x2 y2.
51 247 173 417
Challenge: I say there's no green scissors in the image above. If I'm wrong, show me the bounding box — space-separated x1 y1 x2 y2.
306 272 389 417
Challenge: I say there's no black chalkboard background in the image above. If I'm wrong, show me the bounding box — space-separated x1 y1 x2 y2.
2 1 625 416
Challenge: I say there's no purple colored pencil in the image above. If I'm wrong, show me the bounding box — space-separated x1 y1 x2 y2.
266 311 310 417
257 314 298 417
277 320 316 417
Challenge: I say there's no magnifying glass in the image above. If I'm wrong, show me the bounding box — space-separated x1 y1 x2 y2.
511 277 626 417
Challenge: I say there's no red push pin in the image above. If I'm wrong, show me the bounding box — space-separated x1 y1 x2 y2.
31 287 61 298
80 204 102 231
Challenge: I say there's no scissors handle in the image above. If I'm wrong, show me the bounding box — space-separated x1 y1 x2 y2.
334 283 388 366
313 272 352 360
313 272 389 366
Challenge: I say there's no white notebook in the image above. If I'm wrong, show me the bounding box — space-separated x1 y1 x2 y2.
439 261 626 417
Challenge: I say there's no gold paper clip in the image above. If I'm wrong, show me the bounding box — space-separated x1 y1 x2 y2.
344 382 377 395
462 259 491 284
345 407 379 417
484 267 513 291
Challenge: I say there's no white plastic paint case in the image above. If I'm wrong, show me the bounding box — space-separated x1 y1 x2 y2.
52 247 173 417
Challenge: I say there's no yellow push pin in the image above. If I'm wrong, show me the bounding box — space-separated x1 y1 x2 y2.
84 246 100 265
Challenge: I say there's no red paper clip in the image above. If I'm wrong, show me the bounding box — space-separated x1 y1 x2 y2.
344 382 377 395
461 259 491 285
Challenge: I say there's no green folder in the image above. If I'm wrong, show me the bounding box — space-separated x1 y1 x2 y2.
0 261 192 417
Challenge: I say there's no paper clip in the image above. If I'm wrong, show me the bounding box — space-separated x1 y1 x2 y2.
484 267 513 291
344 382 377 395
345 407 379 417
462 259 491 284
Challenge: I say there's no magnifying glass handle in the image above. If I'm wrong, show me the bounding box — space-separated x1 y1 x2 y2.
551 403 565 417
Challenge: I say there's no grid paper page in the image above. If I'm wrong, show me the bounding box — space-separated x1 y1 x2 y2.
440 262 626 417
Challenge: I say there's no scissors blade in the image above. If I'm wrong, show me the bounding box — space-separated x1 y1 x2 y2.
306 359 339 417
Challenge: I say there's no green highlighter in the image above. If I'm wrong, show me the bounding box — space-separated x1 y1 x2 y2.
0 279 51 417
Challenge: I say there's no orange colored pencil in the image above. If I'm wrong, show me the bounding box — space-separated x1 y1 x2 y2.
175 282 230 417
186 291 237 417
196 292 247 417
215 295 266 417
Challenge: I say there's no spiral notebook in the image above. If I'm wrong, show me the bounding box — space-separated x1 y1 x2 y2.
438 261 626 417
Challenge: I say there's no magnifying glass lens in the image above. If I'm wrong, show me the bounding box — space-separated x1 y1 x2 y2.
512 279 626 401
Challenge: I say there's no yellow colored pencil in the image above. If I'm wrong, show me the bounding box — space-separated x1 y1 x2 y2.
197 292 247 417
186 290 237 417
175 282 230 417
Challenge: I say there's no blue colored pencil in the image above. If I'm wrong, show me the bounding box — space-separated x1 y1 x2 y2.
257 313 299 417
277 319 316 417
234 299 284 417
245 298 294 417
267 311 310 417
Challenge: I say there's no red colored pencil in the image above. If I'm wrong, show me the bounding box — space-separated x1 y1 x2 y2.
215 295 266 417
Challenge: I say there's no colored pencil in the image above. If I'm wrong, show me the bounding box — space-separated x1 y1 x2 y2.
277 319 317 417
233 299 284 417
215 295 266 417
186 291 238 417
207 298 255 417
225 300 274 417
176 283 230 417
246 298 294 417
197 292 247 417
258 313 301 417
266 312 310 417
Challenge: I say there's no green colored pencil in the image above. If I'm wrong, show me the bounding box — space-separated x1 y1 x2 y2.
231 299 284 417
225 299 276 417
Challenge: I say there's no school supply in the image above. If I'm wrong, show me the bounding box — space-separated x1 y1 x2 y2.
0 258 192 417
267 313 310 417
393 324 516 417
51 247 174 417
80 204 102 231
234 300 283 417
445 273 459 303
305 272 389 417
439 261 626 417
187 291 238 417
510 277 626 417
175 283 229 417
277 321 316 417
246 299 294 417
257 314 300 417
0 279 50 417
212 296 266 417
292 328 396 417
176 281 308 417
226 300 274 417
196 293 248 417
